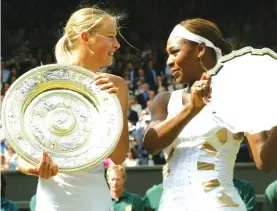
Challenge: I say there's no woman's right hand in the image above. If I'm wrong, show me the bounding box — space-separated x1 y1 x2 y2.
27 151 58 179
189 72 212 110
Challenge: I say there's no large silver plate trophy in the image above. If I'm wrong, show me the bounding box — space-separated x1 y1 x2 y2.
1 64 123 172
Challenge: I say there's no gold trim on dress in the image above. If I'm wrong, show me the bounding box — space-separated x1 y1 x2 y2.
216 129 227 144
202 179 220 192
201 142 217 156
166 147 175 162
197 161 215 170
218 191 239 207
162 164 170 178
232 132 244 140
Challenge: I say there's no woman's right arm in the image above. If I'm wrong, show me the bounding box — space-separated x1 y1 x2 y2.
143 92 201 154
17 151 58 179
143 73 211 154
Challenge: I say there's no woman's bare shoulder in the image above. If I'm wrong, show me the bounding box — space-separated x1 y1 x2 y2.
107 74 127 87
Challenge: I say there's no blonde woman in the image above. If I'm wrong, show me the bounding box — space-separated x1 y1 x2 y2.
17 7 129 211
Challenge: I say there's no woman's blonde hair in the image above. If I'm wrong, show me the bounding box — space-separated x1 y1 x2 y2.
55 7 124 64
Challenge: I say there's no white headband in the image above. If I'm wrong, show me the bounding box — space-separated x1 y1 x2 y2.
170 24 222 60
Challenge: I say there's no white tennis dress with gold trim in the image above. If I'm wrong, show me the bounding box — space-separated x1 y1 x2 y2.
158 89 247 211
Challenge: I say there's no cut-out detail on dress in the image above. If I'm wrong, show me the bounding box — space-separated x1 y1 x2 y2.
202 179 220 192
232 132 244 140
201 142 217 156
197 161 215 170
216 129 227 144
162 164 170 178
218 191 240 207
166 147 175 162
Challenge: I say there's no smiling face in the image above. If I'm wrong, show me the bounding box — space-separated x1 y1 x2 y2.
166 36 204 85
88 18 120 69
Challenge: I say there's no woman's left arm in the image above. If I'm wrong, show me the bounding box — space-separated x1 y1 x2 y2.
105 75 129 164
246 126 277 173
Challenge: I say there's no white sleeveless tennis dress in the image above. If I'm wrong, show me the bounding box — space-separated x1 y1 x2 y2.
158 89 247 211
35 163 113 211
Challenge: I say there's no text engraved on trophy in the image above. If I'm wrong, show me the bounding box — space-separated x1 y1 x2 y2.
45 70 69 80
80 114 89 123
25 78 39 89
18 140 38 157
32 125 45 140
17 79 39 96
106 113 116 125
17 86 28 97
7 112 17 125
33 108 48 118
80 78 95 90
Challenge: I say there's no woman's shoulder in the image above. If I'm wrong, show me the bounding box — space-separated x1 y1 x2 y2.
149 91 172 116
153 91 171 105
107 74 126 84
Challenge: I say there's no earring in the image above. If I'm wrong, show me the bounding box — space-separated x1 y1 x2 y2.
199 57 208 72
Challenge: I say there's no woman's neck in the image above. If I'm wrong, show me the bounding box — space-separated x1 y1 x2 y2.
71 50 99 73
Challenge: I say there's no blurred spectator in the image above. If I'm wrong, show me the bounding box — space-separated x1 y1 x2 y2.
136 83 150 109
29 194 37 211
156 76 166 92
233 177 256 211
1 83 11 97
137 68 146 84
123 148 139 167
113 60 124 77
1 173 19 211
142 100 153 116
264 180 277 211
152 152 166 165
157 86 166 94
148 90 156 101
129 95 143 117
104 157 115 168
106 165 145 211
128 98 139 125
127 60 138 90
144 59 158 91
0 125 7 153
1 59 11 84
141 43 152 64
9 65 19 84
236 140 253 162
4 145 18 170
1 152 10 170
128 122 138 150
142 165 168 211
135 115 151 165
136 68 148 91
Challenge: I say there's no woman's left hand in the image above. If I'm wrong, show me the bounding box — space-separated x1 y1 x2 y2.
94 73 118 94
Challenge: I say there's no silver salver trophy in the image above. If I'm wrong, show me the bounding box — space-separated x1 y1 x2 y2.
1 64 123 172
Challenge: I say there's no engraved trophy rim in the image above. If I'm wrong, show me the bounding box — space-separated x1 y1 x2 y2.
1 64 123 172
